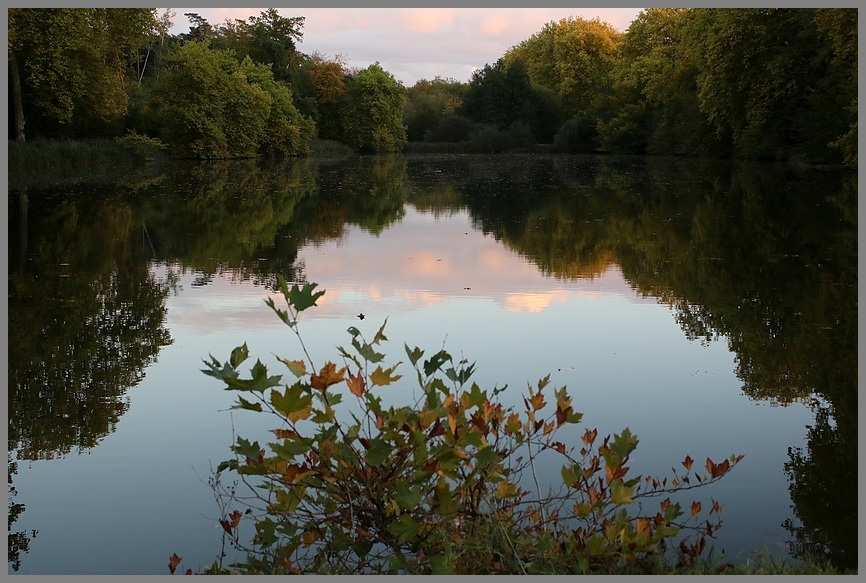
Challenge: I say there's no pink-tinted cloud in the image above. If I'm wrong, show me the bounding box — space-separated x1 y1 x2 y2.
168 7 643 85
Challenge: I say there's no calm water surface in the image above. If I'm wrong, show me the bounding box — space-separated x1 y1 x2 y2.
7 154 856 574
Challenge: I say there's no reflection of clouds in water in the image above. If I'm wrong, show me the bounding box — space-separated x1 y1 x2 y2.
504 291 569 313
160 209 651 332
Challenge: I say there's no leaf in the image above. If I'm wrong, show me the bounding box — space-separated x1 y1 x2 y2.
611 481 635 505
277 357 307 378
611 427 639 459
271 383 313 422
288 282 325 312
364 438 393 466
529 392 545 411
233 395 262 412
232 436 263 461
691 501 702 516
281 463 315 483
351 337 386 363
561 464 578 488
370 363 403 387
310 362 346 391
168 553 182 574
270 428 301 440
423 349 451 377
230 343 249 368
394 483 421 510
372 318 389 344
264 297 292 327
387 514 420 544
347 370 366 397
405 344 424 366
683 455 694 472
447 413 457 436
495 480 519 498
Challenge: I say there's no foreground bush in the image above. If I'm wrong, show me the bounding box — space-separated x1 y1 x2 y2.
182 277 742 575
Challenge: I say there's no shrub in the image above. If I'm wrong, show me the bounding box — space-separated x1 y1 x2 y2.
187 278 743 575
553 116 601 153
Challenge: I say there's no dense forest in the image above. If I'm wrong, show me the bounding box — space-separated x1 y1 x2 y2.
7 8 857 167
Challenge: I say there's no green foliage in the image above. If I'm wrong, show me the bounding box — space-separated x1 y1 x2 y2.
195 277 742 574
114 130 168 160
404 77 468 142
503 16 623 118
460 58 532 131
553 116 600 153
8 8 160 138
341 64 408 153
156 41 312 159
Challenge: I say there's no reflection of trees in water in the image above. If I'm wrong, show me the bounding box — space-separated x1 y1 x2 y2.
8 193 174 460
7 189 175 571
783 401 857 571
9 266 172 459
8 454 37 572
400 154 857 570
7 155 855 570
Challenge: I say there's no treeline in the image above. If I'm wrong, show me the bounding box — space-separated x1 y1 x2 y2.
8 8 857 166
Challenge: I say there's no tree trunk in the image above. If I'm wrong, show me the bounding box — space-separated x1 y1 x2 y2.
9 52 26 141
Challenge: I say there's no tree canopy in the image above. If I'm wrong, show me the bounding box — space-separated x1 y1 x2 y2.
7 8 857 166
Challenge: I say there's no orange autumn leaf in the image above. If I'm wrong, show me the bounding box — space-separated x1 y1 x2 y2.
282 463 314 483
310 362 346 391
543 421 555 435
682 455 694 471
270 428 301 440
529 392 545 411
581 428 598 446
448 413 457 436
691 501 702 516
168 553 182 575
347 371 365 397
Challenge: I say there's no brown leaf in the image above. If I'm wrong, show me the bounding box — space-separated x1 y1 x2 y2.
310 362 346 391
346 371 365 398
529 392 545 410
682 455 693 471
168 553 182 574
271 428 301 440
691 501 702 516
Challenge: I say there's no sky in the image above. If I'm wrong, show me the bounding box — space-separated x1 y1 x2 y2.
167 7 645 86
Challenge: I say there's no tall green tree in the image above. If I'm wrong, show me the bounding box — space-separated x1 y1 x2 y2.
685 8 850 162
403 77 467 142
8 8 160 139
156 41 313 158
460 58 531 130
341 63 408 152
504 17 622 118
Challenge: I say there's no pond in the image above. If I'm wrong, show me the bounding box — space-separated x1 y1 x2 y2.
7 153 857 574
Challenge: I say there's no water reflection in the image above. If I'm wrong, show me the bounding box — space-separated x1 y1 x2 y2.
7 154 855 571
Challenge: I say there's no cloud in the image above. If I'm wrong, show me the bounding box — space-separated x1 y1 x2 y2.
169 7 643 85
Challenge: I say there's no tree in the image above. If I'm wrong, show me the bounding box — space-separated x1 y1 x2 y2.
341 63 408 153
403 77 467 142
156 41 313 159
504 17 622 118
8 8 160 139
460 58 531 130
685 8 850 162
